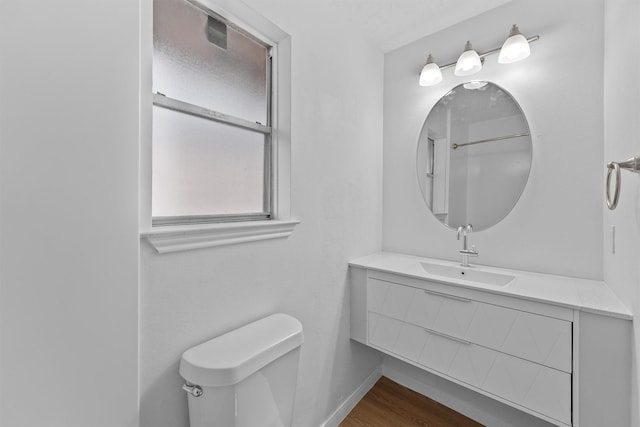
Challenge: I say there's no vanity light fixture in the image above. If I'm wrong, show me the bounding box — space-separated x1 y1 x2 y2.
454 41 482 76
419 55 443 86
418 25 539 87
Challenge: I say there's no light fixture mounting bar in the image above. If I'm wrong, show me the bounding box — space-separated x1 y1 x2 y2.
437 35 539 72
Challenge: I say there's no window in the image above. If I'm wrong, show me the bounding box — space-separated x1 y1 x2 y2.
141 0 296 252
153 0 272 225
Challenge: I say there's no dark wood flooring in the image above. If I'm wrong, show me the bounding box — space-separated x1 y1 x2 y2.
339 376 484 427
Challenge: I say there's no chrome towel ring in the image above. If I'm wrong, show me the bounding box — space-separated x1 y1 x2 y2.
606 156 640 210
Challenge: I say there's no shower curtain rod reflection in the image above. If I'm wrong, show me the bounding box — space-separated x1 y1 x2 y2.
452 132 530 150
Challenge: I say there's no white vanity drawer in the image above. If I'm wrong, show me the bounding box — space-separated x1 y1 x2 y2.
369 312 571 426
367 277 572 373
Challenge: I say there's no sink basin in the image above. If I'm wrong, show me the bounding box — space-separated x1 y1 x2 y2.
419 262 515 287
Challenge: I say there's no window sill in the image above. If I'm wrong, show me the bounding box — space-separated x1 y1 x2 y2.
141 219 300 253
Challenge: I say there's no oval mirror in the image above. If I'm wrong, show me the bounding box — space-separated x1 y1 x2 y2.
417 81 532 231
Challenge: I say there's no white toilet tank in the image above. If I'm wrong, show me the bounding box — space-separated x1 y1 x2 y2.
179 313 304 427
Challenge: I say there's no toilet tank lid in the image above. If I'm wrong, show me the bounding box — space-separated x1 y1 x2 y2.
179 313 304 387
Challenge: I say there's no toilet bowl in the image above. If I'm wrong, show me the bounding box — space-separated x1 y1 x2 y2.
179 313 304 427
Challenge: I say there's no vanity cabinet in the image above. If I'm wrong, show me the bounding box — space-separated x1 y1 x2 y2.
349 254 632 427
368 278 572 372
365 275 571 425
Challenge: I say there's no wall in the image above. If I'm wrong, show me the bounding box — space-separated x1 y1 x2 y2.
383 0 604 280
603 0 640 424
0 1 140 426
139 1 384 426
382 0 610 425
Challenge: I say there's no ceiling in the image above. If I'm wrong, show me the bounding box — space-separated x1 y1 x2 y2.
330 0 512 52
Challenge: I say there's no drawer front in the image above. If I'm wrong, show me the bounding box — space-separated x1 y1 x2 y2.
369 313 571 426
367 278 572 373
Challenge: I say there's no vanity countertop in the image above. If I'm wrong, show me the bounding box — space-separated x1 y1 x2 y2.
349 252 632 320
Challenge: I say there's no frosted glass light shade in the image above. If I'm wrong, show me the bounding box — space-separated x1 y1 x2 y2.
498 25 530 64
419 55 443 86
454 42 482 76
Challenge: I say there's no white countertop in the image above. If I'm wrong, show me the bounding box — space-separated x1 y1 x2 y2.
349 252 632 320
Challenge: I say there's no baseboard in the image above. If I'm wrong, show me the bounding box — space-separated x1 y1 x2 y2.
319 367 382 427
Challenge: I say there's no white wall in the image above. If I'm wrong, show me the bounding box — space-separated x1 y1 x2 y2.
604 0 640 424
0 1 140 426
139 1 384 426
382 0 611 425
383 0 604 280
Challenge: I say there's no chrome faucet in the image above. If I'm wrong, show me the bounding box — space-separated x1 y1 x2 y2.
457 224 478 267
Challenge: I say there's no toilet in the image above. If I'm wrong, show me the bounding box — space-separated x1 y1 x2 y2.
179 313 304 427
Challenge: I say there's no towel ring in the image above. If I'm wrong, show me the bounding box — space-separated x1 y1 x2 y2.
606 155 640 210
606 162 621 210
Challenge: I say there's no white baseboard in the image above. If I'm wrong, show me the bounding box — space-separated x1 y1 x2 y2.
319 367 382 427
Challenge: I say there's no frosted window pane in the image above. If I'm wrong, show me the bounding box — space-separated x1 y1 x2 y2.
152 106 265 217
153 0 268 124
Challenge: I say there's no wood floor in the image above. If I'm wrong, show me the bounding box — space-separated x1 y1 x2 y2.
339 376 484 427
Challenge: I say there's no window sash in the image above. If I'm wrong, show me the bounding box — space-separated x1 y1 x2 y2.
152 93 271 134
153 212 271 227
151 94 273 225
151 0 273 227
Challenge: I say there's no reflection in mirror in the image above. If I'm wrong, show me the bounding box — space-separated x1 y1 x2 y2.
417 81 532 231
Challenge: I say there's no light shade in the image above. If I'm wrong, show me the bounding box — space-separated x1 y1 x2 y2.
498 25 530 64
454 41 482 76
419 55 443 86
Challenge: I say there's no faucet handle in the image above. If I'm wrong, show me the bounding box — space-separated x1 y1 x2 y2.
460 245 479 257
457 226 464 240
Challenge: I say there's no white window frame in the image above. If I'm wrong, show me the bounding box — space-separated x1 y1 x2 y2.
139 0 297 253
